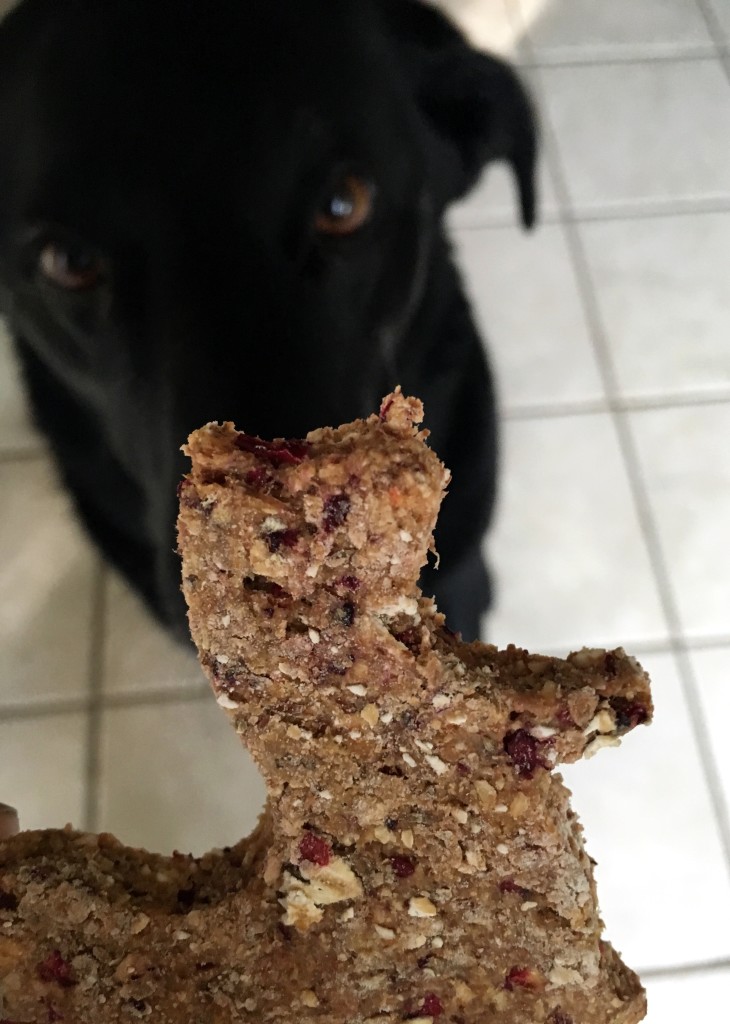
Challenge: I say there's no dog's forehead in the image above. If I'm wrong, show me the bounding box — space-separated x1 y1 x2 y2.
30 0 399 134
9 0 417 217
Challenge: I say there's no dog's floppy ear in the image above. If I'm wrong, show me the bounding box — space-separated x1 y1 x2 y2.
376 0 537 227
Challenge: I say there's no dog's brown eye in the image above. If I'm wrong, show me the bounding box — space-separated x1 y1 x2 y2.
315 174 373 237
38 242 103 290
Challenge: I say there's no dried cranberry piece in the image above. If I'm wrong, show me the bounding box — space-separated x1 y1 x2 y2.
504 967 543 991
337 574 360 591
603 651 619 676
299 833 332 866
393 627 421 654
556 704 575 729
456 761 471 776
389 855 416 878
176 885 196 910
420 993 443 1017
0 889 18 912
503 729 550 779
37 950 76 988
609 695 648 729
334 601 355 627
126 999 148 1014
379 395 395 420
323 494 351 533
264 528 299 553
245 466 273 489
234 432 309 465
499 879 530 898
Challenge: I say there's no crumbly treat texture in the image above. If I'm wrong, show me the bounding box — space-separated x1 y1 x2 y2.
0 391 652 1024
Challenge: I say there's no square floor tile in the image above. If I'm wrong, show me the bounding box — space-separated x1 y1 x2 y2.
690 645 730 822
103 572 204 696
453 222 604 410
561 650 730 971
645 968 730 1022
449 152 559 229
0 323 41 455
707 0 730 40
540 60 730 213
580 212 730 400
485 412 668 650
525 0 715 61
629 403 730 640
98 698 266 856
0 711 87 831
0 458 97 707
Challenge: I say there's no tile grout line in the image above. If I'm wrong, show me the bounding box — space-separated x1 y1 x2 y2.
530 54 730 877
501 392 730 423
82 562 109 833
639 956 730 981
452 195 730 231
519 49 721 71
695 0 730 86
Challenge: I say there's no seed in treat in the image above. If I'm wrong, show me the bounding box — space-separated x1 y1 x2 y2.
420 993 444 1017
298 833 332 866
401 829 414 849
264 528 299 553
374 925 396 940
334 601 356 627
504 967 545 992
37 950 76 987
608 696 648 730
323 494 351 532
425 755 448 776
603 651 618 676
390 855 416 878
547 1010 574 1024
234 433 309 465
499 879 530 898
0 889 18 911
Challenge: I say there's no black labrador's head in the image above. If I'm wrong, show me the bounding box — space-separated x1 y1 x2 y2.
0 0 535 478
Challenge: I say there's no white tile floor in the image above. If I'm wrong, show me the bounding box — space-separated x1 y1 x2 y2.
1 0 729 1017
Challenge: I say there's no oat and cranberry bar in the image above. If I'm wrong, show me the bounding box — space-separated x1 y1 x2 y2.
0 391 651 1023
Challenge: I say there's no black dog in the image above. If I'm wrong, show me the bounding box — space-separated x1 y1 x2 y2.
0 0 535 641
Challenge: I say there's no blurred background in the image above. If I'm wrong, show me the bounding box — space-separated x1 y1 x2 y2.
1 0 729 1017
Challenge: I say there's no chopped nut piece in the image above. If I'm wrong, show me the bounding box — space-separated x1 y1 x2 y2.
408 897 438 918
300 990 320 1008
474 779 497 809
361 703 379 728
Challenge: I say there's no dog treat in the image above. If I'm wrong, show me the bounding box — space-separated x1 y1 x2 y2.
0 391 651 1023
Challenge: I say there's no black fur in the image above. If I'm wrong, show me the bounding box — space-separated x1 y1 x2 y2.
0 0 536 641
